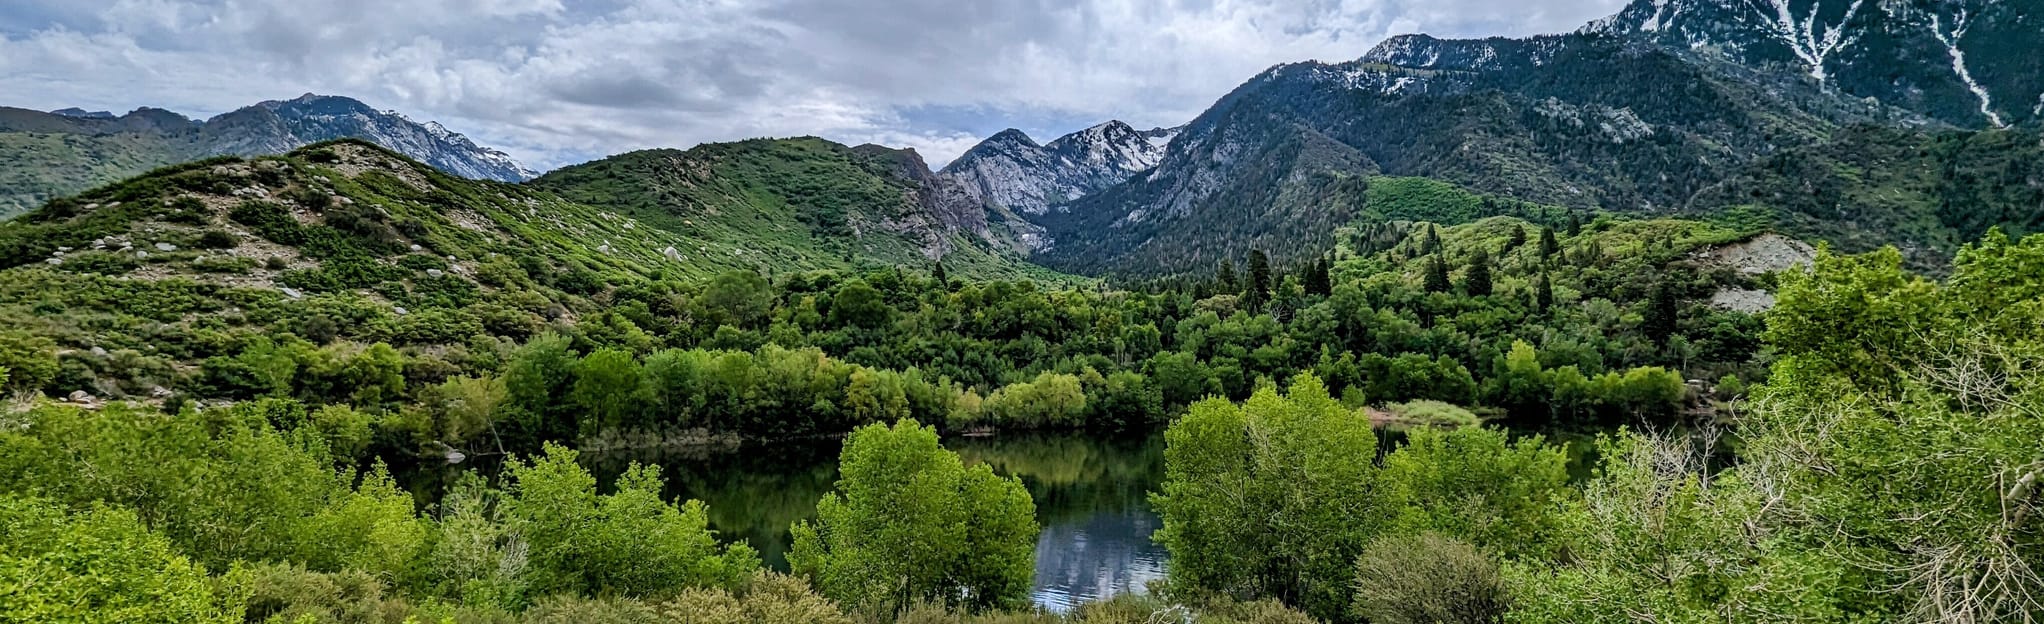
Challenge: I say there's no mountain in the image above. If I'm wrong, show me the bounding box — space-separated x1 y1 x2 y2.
938 120 1178 219
1030 0 2037 278
530 137 1072 281
0 94 537 218
1584 0 2040 129
1031 31 1900 276
0 138 1065 321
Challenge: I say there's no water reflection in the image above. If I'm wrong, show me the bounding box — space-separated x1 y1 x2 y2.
951 433 1168 611
400 431 1173 610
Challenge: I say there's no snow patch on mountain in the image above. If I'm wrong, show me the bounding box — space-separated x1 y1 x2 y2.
238 95 538 182
1928 10 2007 128
938 120 1176 218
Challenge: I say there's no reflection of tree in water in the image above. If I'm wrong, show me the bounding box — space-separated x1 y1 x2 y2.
397 431 1170 577
581 439 842 570
949 433 1164 527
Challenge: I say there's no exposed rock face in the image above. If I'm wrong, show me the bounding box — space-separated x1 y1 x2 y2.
208 94 537 181
939 121 1178 217
1697 233 1817 275
1711 288 1779 312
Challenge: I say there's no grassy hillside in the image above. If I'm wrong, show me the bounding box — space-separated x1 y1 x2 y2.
534 137 1070 283
0 140 1074 400
0 131 195 217
1688 125 2044 270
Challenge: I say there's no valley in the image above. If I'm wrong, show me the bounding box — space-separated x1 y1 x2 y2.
0 0 2039 623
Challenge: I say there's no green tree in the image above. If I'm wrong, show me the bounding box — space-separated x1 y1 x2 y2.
0 495 236 624
1244 250 1273 312
1424 256 1452 294
1534 271 1554 312
1152 374 1391 619
697 270 773 330
1217 259 1238 292
503 332 579 443
788 419 1037 615
570 348 647 435
1464 248 1493 297
1643 280 1679 346
1538 226 1560 260
505 443 758 598
827 280 893 330
0 330 57 394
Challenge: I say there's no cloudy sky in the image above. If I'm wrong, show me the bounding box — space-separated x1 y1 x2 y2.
0 0 1625 171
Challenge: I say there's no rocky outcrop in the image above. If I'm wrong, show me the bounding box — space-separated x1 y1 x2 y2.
939 121 1178 217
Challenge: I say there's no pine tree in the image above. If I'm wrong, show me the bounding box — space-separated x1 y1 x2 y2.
1644 279 1679 345
1465 248 1493 297
1566 212 1583 236
1505 225 1527 253
1245 250 1273 312
1535 271 1554 312
1423 255 1452 294
1538 227 1560 260
1217 259 1238 293
1423 225 1443 254
1305 257 1333 296
932 261 948 286
1580 240 1603 267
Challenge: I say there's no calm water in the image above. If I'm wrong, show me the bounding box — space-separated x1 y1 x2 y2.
407 431 1170 611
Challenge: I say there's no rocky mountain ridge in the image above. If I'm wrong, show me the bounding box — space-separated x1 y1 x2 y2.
0 94 536 218
937 120 1180 219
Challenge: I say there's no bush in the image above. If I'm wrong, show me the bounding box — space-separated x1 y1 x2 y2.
1352 533 1509 624
196 229 238 249
0 329 60 394
0 495 236 624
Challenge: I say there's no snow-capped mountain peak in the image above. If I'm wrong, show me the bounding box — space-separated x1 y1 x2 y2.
938 120 1180 217
217 94 538 181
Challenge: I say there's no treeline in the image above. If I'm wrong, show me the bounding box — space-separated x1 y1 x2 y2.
1149 229 2044 622
0 397 1307 623
11 231 2038 622
3 215 1755 462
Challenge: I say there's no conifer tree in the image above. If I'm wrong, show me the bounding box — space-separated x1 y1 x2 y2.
1424 255 1452 294
1535 271 1554 312
1538 227 1560 260
1217 259 1238 293
1465 248 1493 297
1246 250 1273 312
1644 279 1679 345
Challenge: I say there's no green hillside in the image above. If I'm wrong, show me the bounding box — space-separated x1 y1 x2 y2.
1688 125 2044 269
533 137 1069 283
0 131 195 217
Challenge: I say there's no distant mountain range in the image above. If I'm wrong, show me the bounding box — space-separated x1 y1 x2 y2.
1 0 2035 278
0 94 534 217
1021 0 2040 276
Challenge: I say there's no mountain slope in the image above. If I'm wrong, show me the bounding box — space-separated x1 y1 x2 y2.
1585 0 2041 129
1033 32 1903 277
0 95 536 218
938 121 1177 218
1687 124 2044 268
530 137 1069 281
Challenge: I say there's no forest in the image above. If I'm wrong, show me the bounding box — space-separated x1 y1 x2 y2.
0 141 2038 623
5 228 2039 623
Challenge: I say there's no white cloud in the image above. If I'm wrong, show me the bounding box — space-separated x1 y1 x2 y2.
0 0 1628 170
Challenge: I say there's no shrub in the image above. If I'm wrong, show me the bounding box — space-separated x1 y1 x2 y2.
0 495 236 624
1352 533 1509 624
196 229 238 249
